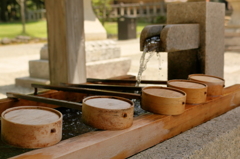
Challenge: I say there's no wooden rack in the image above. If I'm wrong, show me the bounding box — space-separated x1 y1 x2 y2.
1 75 240 158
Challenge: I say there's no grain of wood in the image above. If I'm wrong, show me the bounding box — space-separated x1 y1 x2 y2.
10 84 240 159
189 74 225 97
141 86 186 115
1 106 62 149
167 79 207 104
45 0 86 85
82 96 134 130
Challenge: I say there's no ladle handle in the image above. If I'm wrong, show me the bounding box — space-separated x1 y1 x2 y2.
32 84 141 99
87 78 167 85
62 83 142 92
6 92 82 111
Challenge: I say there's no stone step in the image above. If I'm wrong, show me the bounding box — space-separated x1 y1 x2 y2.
40 40 121 62
225 46 240 52
86 57 131 79
16 57 131 88
27 57 131 80
40 44 48 60
225 36 240 46
29 60 49 79
15 77 50 88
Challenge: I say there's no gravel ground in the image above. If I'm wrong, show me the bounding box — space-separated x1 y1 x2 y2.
0 40 240 99
0 43 44 99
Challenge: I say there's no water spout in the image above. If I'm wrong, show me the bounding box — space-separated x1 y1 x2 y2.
140 24 200 53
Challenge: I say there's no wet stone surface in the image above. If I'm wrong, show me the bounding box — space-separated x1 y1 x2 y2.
133 99 148 117
0 123 34 158
56 107 97 140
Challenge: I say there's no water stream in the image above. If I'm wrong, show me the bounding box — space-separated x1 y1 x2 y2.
136 36 162 87
156 52 163 78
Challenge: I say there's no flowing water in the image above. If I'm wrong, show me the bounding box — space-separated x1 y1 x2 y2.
135 51 155 87
136 36 162 86
156 52 163 78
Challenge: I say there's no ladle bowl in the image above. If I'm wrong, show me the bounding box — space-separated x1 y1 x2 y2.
167 79 207 104
141 86 186 115
188 74 225 97
82 96 134 130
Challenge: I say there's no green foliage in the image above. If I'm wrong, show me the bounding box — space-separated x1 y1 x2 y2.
26 0 45 10
0 21 47 39
0 20 151 40
104 21 151 36
0 0 44 22
91 0 113 25
154 16 166 24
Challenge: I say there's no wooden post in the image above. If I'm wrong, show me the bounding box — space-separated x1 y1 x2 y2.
153 5 157 16
127 7 130 16
45 0 86 85
160 1 165 16
133 7 137 16
17 0 26 34
139 2 144 17
120 3 124 16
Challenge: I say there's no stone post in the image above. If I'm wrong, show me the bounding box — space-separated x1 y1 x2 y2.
167 2 225 79
84 0 107 40
45 0 86 85
15 0 131 87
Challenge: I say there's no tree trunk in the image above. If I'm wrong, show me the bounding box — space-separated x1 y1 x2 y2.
20 0 26 34
0 0 7 21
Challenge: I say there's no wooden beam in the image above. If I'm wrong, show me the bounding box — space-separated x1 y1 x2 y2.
11 84 240 159
45 0 86 85
0 75 136 114
0 91 85 115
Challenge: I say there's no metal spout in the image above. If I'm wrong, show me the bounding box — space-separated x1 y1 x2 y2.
140 24 200 52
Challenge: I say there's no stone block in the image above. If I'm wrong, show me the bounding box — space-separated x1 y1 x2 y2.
84 0 107 40
86 57 131 79
167 2 225 79
27 57 131 83
40 44 48 60
15 77 50 88
40 40 121 62
29 60 49 79
225 32 240 49
161 24 200 52
225 36 240 46
1 38 11 44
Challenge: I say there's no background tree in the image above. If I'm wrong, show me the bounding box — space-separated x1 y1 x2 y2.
16 0 26 34
0 0 45 22
92 0 113 25
0 0 8 22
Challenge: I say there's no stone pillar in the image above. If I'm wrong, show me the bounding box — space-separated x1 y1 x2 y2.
84 0 107 40
45 0 86 85
228 0 240 25
167 2 225 79
15 0 131 87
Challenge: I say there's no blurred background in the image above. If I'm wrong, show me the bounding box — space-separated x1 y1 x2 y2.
0 0 238 99
0 0 233 44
